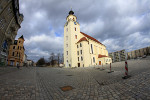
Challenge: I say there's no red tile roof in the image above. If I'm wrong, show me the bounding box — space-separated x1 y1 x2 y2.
80 32 105 46
77 37 88 43
98 54 107 58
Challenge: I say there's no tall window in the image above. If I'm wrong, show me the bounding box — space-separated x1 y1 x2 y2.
93 57 95 63
13 46 15 49
75 35 77 39
66 36 68 40
77 45 78 48
80 43 82 47
66 51 68 55
80 50 82 55
75 27 76 31
78 57 79 61
66 28 68 32
66 44 68 47
12 52 14 56
18 46 19 50
81 56 83 61
91 44 93 54
77 51 79 55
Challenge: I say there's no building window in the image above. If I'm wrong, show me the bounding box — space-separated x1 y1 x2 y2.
77 51 79 55
13 46 15 49
75 27 76 31
93 57 95 63
66 36 68 40
81 56 83 61
67 51 68 55
66 28 68 32
77 45 78 48
75 35 77 39
91 44 93 54
18 46 19 49
80 50 82 55
12 52 14 56
66 44 68 47
78 57 79 61
73 18 75 21
80 43 82 47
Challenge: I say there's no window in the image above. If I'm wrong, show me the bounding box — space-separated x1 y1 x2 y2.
66 28 68 32
91 44 93 54
81 56 83 61
80 50 82 55
66 36 68 40
77 51 79 55
73 18 75 21
13 46 15 49
12 52 14 56
93 57 95 63
67 51 68 55
18 46 19 49
75 35 77 39
77 45 78 48
80 43 82 47
78 57 79 61
66 44 68 47
75 27 76 31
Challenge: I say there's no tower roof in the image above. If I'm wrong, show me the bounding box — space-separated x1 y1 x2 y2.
19 35 24 40
69 10 74 15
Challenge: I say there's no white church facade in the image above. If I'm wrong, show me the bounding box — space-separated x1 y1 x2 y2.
64 10 112 67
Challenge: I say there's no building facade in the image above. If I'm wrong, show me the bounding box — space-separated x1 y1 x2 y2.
127 46 150 59
0 0 23 66
109 50 126 63
7 35 25 66
64 10 111 67
23 54 27 66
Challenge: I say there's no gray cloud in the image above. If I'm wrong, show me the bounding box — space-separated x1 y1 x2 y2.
17 0 150 62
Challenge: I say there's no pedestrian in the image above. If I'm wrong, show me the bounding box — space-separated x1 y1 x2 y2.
17 64 20 69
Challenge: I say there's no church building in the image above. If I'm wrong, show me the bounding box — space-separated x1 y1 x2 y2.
64 10 112 67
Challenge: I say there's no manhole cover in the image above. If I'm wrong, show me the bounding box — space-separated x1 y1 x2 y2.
66 75 73 76
60 86 74 92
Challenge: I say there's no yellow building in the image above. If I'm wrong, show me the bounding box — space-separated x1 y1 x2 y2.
7 35 25 66
64 10 112 67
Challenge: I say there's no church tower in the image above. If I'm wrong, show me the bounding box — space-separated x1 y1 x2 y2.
64 10 80 67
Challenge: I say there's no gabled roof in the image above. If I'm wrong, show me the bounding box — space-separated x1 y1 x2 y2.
80 32 105 46
98 54 107 58
77 37 88 43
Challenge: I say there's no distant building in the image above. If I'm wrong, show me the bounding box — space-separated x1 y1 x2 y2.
64 10 111 67
127 46 150 59
27 60 34 66
23 54 27 66
7 35 25 66
109 50 126 63
0 0 23 66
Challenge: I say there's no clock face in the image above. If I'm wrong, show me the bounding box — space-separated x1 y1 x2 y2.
74 22 76 25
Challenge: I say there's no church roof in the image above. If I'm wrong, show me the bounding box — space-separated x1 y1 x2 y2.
98 54 107 58
77 37 88 43
80 32 105 46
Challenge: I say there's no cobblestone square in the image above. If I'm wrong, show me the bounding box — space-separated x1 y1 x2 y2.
0 58 150 100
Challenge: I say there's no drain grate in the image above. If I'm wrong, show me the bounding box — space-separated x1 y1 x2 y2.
60 86 74 92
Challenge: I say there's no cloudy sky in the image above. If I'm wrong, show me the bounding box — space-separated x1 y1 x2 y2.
17 0 150 62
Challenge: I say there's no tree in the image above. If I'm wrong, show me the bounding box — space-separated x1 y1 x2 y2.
36 57 45 66
49 53 55 67
57 53 60 67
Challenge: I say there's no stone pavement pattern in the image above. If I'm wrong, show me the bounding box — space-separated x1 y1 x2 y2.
0 58 150 100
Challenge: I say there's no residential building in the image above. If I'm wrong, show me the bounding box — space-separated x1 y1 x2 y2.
7 35 25 66
127 46 150 59
0 0 23 66
109 50 126 63
27 60 33 67
64 10 111 67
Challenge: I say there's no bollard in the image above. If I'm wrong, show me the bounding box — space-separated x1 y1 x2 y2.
122 60 131 79
108 63 114 73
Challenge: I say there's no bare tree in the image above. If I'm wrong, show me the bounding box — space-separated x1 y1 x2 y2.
49 53 55 67
57 53 60 67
